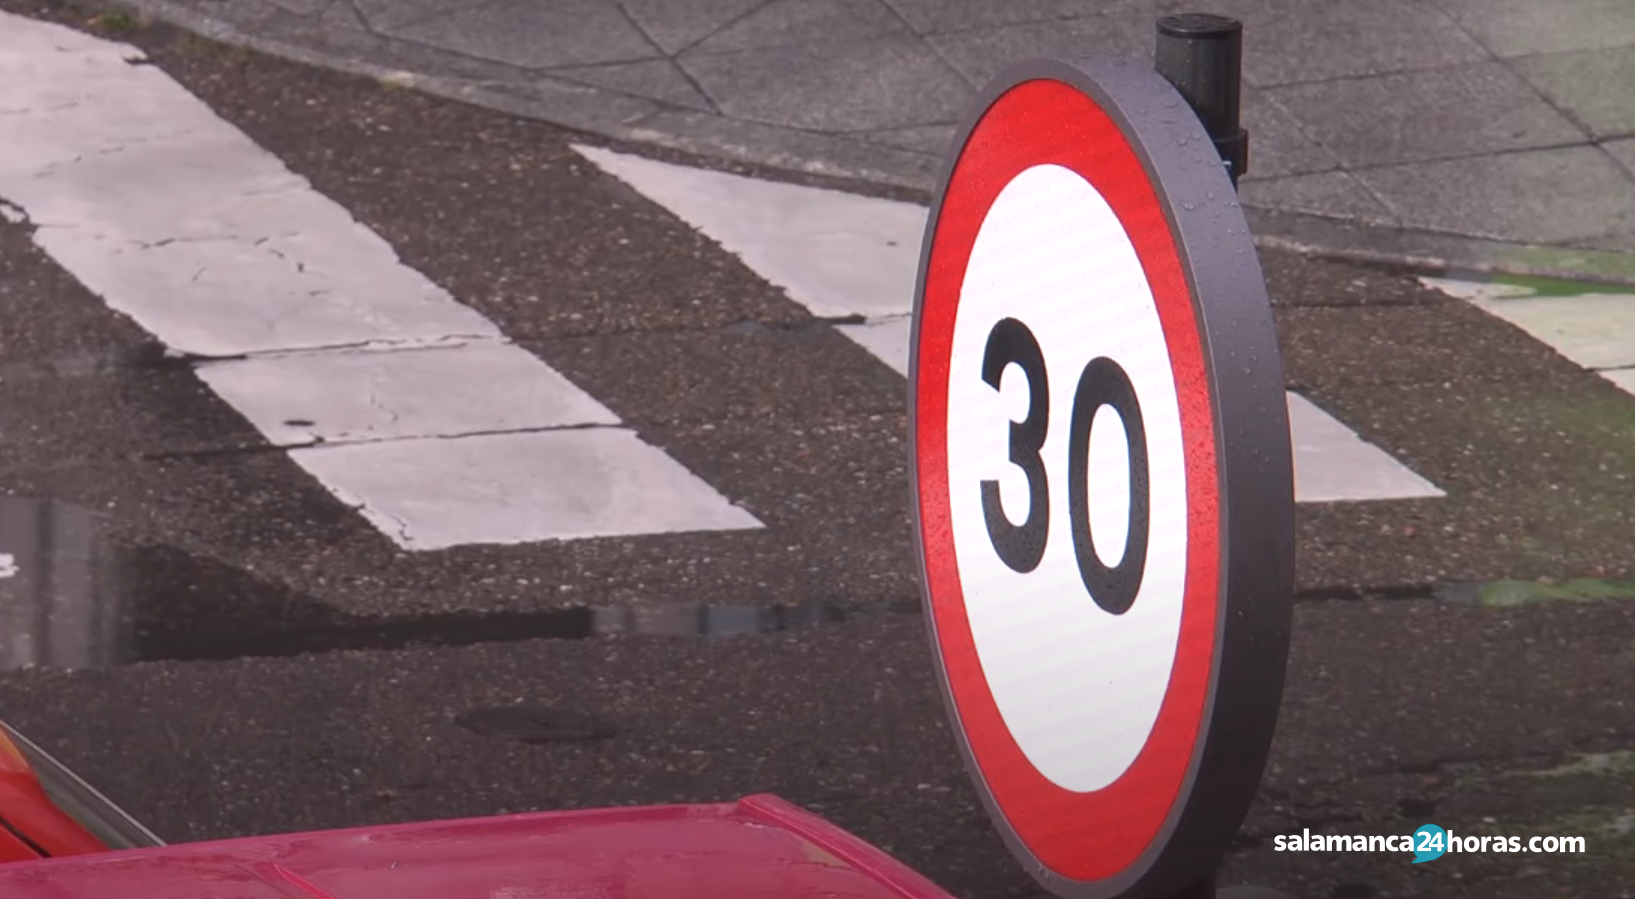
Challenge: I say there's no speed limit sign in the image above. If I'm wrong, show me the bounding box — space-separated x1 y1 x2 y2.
909 57 1295 899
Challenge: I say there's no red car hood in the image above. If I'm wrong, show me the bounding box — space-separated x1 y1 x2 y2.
0 794 956 899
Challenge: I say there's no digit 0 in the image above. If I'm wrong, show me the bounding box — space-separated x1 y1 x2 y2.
980 320 1152 613
1067 356 1149 615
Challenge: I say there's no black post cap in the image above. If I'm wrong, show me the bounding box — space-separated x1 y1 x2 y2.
1157 12 1243 39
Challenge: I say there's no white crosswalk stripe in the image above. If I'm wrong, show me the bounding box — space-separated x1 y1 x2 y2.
0 14 761 550
577 145 1446 504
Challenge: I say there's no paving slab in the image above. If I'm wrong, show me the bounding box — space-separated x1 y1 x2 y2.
1513 44 1635 140
859 122 958 156
264 0 331 16
351 0 490 32
17 0 1635 285
381 0 658 69
549 58 713 110
1353 146 1635 246
680 34 971 133
1203 0 1490 86
681 0 910 56
925 9 1160 88
878 0 1143 35
1239 86 1340 180
1434 0 1635 57
1265 62 1585 169
1238 171 1399 227
613 0 766 55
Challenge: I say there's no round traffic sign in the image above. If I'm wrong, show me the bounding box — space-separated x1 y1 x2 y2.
909 57 1295 899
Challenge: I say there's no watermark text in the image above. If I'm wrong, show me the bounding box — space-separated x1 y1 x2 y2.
1274 824 1586 863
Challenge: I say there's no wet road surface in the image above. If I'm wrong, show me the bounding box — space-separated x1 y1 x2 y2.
0 7 1632 899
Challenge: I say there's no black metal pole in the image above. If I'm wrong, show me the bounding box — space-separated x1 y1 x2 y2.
1154 13 1249 188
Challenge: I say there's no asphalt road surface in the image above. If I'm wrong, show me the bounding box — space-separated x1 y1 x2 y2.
0 6 1633 899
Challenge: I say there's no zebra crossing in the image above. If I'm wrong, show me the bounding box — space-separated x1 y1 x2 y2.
2 11 1453 558
0 14 758 550
574 146 1448 505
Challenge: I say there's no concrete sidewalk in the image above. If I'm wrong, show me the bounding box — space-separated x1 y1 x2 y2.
93 0 1635 282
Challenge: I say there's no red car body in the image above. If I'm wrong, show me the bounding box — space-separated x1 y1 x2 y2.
0 721 957 899
0 722 111 863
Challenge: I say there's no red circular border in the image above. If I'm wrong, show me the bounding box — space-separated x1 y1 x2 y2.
914 79 1222 882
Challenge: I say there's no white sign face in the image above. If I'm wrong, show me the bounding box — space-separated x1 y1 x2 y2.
944 164 1190 793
